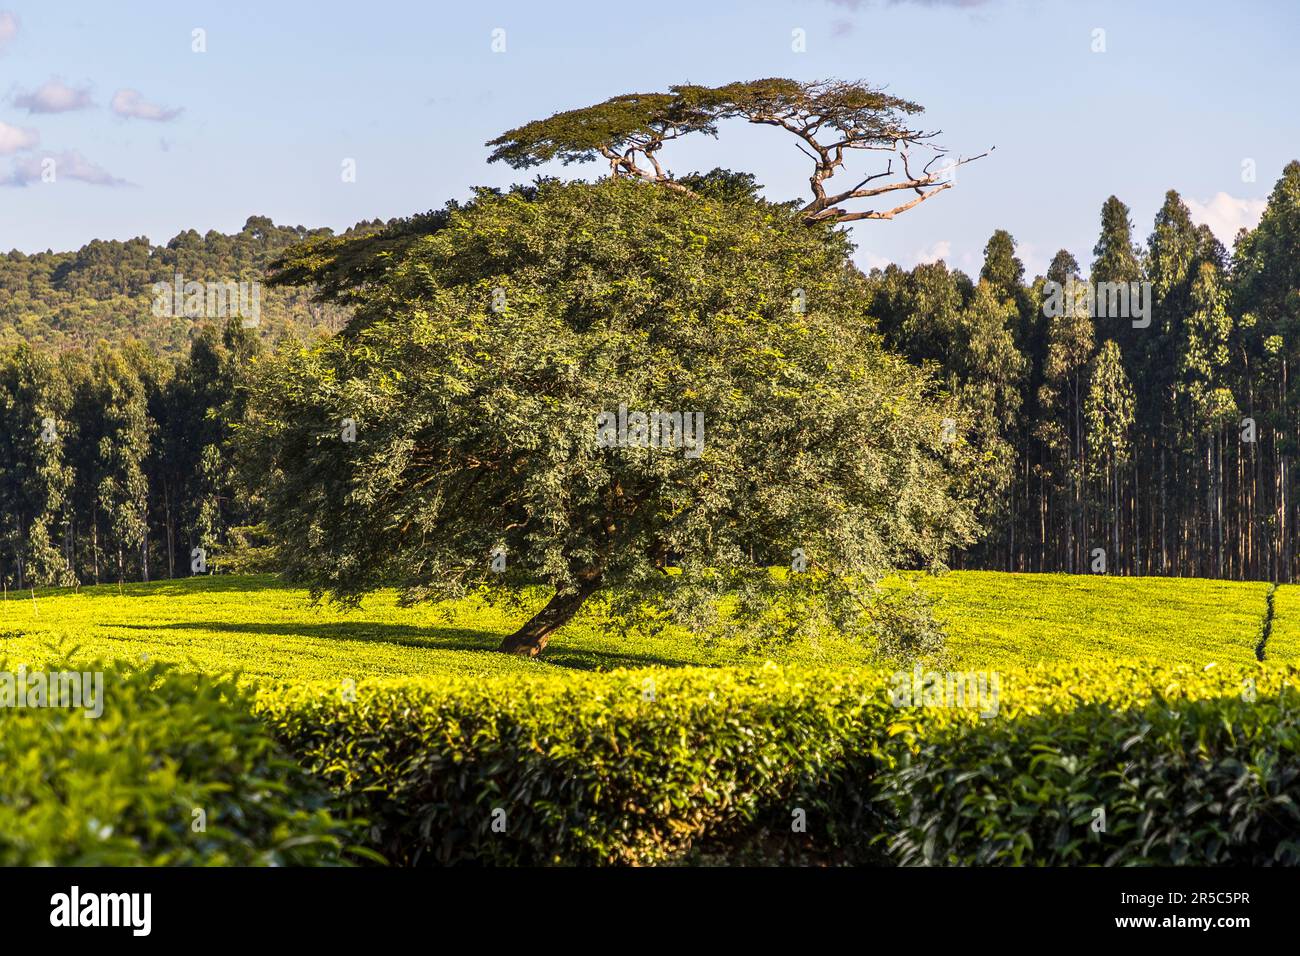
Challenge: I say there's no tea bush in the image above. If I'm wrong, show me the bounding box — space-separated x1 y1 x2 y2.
257 666 895 865
0 660 359 865
258 660 1300 865
880 666 1300 865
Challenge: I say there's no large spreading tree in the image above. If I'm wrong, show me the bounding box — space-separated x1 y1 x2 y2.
256 177 981 656
486 78 992 226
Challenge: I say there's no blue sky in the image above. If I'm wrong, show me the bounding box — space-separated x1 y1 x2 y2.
0 0 1295 277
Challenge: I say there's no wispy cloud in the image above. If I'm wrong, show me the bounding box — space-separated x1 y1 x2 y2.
0 119 37 154
13 78 95 113
826 0 993 37
858 239 955 271
828 0 993 7
0 11 18 52
1186 192 1266 246
111 88 182 122
2 149 129 187
915 239 952 264
860 250 892 271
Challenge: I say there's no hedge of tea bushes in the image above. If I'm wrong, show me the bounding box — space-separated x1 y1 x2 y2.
880 670 1300 866
256 660 1300 866
0 660 359 865
256 665 895 865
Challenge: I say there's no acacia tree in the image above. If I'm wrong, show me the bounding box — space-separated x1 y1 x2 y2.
487 78 991 226
256 179 981 657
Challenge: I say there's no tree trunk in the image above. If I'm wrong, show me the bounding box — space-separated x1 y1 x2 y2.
498 570 603 657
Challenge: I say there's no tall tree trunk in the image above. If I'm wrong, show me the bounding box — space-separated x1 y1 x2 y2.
498 570 604 657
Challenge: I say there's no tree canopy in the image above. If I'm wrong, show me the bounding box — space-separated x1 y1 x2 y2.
487 78 991 226
247 178 980 656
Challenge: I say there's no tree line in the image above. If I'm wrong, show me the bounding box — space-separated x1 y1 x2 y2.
1 215 355 357
3 162 1299 591
878 162 1300 582
0 323 258 591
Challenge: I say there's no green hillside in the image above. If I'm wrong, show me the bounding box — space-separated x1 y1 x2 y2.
1 216 359 356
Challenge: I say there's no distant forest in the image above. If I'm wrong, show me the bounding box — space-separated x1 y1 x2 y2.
0 215 360 355
2 162 1300 588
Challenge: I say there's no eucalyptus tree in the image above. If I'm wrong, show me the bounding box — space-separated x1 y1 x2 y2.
1146 191 1200 571
1040 251 1094 571
1232 161 1300 580
0 344 75 589
82 345 153 584
1085 339 1135 569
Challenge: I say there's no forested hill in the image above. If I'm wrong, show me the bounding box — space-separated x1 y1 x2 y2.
0 215 373 355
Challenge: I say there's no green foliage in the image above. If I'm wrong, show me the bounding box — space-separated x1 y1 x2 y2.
486 92 716 170
673 77 924 136
0 658 356 865
81 344 153 582
979 228 1025 298
0 319 268 588
485 78 958 226
3 573 1295 866
257 658 1300 866
257 665 891 865
1085 339 1135 472
266 209 454 306
868 262 1025 524
246 178 979 654
0 216 349 357
0 343 75 588
675 168 765 204
881 666 1300 865
486 79 924 175
210 523 280 574
1092 196 1143 285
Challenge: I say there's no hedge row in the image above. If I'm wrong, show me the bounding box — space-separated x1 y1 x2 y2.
257 666 889 864
882 681 1300 865
0 660 359 865
256 661 1300 865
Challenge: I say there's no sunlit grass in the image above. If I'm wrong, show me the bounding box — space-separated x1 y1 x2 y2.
918 571 1270 669
1 570 1285 686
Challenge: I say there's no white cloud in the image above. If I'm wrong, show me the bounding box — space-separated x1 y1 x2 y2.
111 89 182 122
859 250 892 271
0 11 18 52
1186 192 1266 246
915 239 952 265
2 149 129 187
0 119 37 154
13 78 95 113
857 240 956 271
